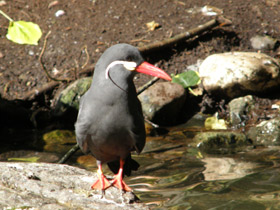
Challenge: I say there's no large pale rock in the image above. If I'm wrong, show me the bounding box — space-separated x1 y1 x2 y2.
138 82 186 125
199 52 280 98
0 162 147 210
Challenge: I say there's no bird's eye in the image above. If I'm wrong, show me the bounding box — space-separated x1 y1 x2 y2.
126 56 133 61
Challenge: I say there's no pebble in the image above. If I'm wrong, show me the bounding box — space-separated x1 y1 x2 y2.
0 0 6 6
28 50 34 56
55 10 65 17
250 35 277 50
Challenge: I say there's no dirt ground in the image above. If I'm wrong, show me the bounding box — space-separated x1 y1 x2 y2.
0 0 280 104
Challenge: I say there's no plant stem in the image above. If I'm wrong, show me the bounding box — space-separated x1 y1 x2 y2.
0 9 13 22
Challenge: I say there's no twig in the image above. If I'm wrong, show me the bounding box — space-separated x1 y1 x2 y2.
57 143 80 164
78 63 95 75
136 77 159 95
21 64 95 101
81 45 89 69
38 31 68 82
138 17 231 53
0 9 14 21
21 81 59 100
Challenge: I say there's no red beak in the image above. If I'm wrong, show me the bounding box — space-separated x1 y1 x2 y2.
136 61 172 81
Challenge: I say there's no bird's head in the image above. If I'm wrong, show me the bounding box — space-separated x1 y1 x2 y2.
96 44 171 82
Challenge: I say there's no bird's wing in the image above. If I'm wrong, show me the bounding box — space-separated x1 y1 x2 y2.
130 98 146 154
75 92 93 153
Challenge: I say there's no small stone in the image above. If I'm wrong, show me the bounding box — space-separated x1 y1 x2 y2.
55 10 65 17
26 81 31 86
28 50 34 56
250 35 277 50
201 5 223 16
228 95 255 126
0 1 7 6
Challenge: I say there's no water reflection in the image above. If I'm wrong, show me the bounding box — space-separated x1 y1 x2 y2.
125 129 280 210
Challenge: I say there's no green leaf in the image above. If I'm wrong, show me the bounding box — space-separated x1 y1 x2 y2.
171 70 201 88
6 21 42 45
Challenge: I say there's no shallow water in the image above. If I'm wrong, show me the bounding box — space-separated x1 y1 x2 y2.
125 128 280 210
2 123 280 209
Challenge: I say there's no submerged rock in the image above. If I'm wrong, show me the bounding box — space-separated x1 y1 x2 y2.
0 162 147 210
202 157 257 181
42 130 77 153
194 131 250 154
246 116 280 146
199 52 280 98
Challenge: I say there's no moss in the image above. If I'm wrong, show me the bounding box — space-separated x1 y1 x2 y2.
194 131 251 154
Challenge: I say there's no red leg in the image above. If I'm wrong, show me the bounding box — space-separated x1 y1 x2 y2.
91 162 111 191
111 159 132 192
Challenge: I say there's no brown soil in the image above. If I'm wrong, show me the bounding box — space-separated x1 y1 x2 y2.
1 0 280 101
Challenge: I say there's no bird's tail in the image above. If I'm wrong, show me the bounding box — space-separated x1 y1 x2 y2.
107 154 140 177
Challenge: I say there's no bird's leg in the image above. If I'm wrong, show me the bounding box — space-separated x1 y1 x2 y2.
91 161 111 191
111 159 132 192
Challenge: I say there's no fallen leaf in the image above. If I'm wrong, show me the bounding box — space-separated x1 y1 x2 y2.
205 113 227 130
6 21 42 45
146 21 160 31
171 70 201 88
8 156 40 162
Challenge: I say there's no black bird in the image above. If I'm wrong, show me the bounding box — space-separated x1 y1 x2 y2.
75 43 171 191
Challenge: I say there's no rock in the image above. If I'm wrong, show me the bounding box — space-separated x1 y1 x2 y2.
42 130 77 153
246 116 280 146
0 162 147 210
53 77 92 116
228 95 255 126
138 82 186 125
194 131 250 154
199 52 280 98
250 35 278 50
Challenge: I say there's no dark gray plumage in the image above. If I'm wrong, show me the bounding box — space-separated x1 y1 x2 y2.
75 44 171 191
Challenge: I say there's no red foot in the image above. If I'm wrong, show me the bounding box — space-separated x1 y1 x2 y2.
111 174 132 192
111 159 132 192
91 167 111 190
